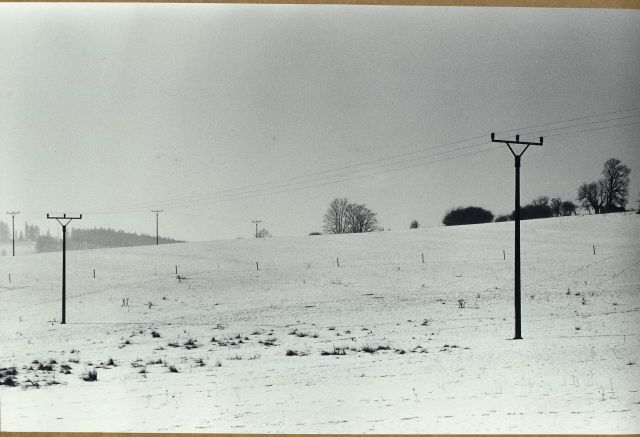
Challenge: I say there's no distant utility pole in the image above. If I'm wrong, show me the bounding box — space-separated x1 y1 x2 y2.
252 220 262 238
6 211 19 256
47 213 82 324
151 210 163 245
491 132 543 340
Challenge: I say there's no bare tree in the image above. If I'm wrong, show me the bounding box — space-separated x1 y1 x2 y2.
577 182 604 214
323 198 349 234
256 228 272 238
530 196 550 208
345 202 379 233
550 197 562 217
560 200 577 216
601 158 631 212
323 198 379 234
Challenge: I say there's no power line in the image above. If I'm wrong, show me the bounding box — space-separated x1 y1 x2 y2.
87 106 640 215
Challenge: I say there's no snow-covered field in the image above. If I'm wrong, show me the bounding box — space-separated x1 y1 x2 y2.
1 213 639 433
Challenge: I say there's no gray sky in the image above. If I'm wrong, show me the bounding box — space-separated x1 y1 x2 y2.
1 4 639 241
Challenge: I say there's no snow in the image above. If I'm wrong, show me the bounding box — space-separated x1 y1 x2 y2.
1 213 639 432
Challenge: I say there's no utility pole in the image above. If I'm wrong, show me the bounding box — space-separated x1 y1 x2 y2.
151 210 163 245
6 211 19 256
252 220 262 238
47 213 82 324
491 133 543 340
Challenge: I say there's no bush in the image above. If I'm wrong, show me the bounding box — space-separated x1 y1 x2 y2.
442 206 494 226
514 203 553 220
494 215 510 222
409 220 419 229
308 232 322 236
81 369 98 382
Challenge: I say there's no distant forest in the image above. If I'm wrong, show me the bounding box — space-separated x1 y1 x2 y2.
35 227 184 252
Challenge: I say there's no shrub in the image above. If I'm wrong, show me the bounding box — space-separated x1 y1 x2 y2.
494 214 510 222
513 203 553 220
308 232 322 236
321 346 346 356
151 331 161 338
184 339 198 349
360 344 391 353
168 365 179 373
286 349 308 357
0 367 18 387
442 206 494 226
409 220 419 229
81 369 98 382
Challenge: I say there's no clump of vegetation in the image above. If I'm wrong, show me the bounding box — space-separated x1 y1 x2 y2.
81 369 98 382
147 358 163 365
458 299 466 309
360 344 391 354
37 362 55 371
286 349 308 357
321 346 347 356
106 358 116 367
194 358 206 367
259 337 277 347
0 367 18 386
151 331 161 338
167 364 179 373
227 354 243 360
167 342 180 348
59 364 72 374
184 338 198 349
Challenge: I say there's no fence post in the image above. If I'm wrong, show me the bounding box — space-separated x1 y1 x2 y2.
593 245 596 255
256 261 259 271
175 265 178 274
93 269 95 278
336 257 340 268
421 253 424 263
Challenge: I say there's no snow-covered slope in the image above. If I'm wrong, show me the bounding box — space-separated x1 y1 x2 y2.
1 213 639 433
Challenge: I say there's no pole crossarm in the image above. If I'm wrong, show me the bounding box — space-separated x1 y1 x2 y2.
491 133 543 157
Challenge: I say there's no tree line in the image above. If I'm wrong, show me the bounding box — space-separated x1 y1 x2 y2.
0 221 41 242
439 157 633 227
35 227 184 253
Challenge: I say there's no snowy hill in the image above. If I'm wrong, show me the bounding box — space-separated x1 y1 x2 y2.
1 213 639 433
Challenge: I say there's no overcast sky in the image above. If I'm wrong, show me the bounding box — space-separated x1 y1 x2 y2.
1 4 639 241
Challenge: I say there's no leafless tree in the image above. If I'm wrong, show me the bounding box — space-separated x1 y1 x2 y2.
530 196 550 208
601 158 631 212
345 202 379 233
560 200 577 216
550 197 562 217
256 228 272 238
322 198 349 234
577 182 604 214
323 198 379 234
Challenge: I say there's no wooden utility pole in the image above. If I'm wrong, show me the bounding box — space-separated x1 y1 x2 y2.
47 213 82 324
151 210 163 245
252 220 262 238
491 133 543 340
6 211 19 256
